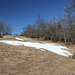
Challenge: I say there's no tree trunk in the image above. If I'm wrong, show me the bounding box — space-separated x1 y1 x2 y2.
63 31 67 43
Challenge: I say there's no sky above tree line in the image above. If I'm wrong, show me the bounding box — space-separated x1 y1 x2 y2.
0 0 71 35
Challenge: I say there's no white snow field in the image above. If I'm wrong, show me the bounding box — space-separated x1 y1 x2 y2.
0 40 73 57
15 37 23 40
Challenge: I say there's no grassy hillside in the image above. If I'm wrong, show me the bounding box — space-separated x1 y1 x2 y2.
0 35 75 75
0 42 75 75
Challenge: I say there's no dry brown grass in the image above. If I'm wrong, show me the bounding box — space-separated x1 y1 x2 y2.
0 42 75 75
0 35 75 75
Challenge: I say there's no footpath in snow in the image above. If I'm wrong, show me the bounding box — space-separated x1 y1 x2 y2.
0 40 73 57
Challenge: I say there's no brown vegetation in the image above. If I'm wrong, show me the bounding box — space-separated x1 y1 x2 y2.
0 42 75 75
57 41 62 43
0 36 75 75
65 42 72 48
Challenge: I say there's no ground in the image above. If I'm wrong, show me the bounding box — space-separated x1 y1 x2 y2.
0 35 75 75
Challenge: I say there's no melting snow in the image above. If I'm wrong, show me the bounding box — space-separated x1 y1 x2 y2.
15 37 23 40
0 40 73 57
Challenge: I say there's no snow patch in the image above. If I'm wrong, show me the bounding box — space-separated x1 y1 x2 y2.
0 40 73 57
15 37 23 40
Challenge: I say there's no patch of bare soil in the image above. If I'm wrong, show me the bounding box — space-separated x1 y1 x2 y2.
0 42 75 75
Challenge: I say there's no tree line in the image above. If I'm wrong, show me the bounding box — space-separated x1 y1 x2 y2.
21 0 75 44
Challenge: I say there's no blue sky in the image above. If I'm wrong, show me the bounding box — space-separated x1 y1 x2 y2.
0 0 71 35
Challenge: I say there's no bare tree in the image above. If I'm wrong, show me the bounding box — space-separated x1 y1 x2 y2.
0 22 12 37
72 0 75 8
21 0 75 44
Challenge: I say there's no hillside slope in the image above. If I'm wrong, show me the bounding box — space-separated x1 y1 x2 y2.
0 35 75 75
0 42 75 75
